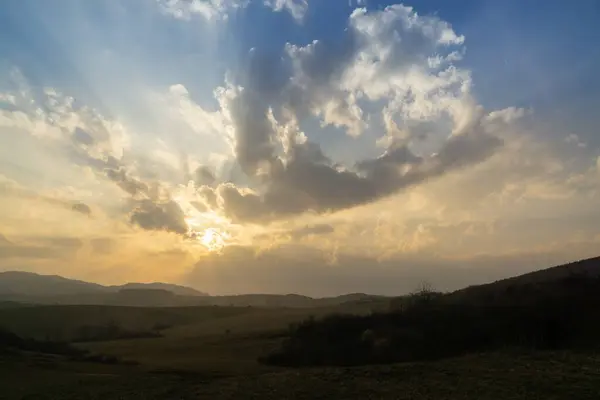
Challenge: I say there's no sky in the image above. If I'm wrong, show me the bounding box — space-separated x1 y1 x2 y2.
1 0 600 296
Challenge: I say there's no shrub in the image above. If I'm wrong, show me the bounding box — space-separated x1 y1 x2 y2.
261 275 600 367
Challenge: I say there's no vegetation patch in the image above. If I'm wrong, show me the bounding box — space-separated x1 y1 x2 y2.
262 274 600 367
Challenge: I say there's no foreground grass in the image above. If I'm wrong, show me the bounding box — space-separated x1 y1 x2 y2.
2 351 599 399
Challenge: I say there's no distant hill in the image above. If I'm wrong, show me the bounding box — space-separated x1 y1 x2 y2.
0 271 386 308
112 282 206 297
0 271 207 300
3 258 600 308
0 271 108 296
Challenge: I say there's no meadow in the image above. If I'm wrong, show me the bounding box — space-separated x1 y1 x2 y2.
2 258 600 399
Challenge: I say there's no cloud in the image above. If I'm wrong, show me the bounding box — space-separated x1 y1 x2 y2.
0 74 197 236
0 174 95 218
106 168 149 197
1 7 502 228
264 0 308 23
199 110 506 222
71 202 92 216
158 0 308 22
184 5 511 223
565 133 587 148
130 198 188 235
193 165 217 186
158 0 247 21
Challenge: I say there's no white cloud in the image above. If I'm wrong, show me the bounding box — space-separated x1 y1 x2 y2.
166 84 228 139
264 0 308 23
0 79 130 163
175 4 516 222
157 0 248 21
565 133 587 148
158 0 307 22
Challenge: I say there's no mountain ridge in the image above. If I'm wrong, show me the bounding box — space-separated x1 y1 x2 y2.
0 271 207 297
2 256 599 307
0 271 386 307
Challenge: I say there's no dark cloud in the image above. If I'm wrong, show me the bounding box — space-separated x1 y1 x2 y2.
102 163 192 235
106 168 148 197
71 202 92 216
194 165 216 186
200 124 502 222
227 88 281 177
72 127 95 146
130 198 188 235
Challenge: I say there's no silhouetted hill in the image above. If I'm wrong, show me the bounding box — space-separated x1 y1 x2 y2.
0 271 108 296
0 271 386 308
113 282 207 297
263 255 600 367
448 256 600 304
0 271 207 306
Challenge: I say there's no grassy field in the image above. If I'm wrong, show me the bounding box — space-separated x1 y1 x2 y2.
2 351 600 399
80 306 370 374
0 305 254 341
2 299 600 399
0 303 380 376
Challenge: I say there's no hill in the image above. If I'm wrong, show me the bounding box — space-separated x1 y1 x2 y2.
263 255 600 367
1 257 600 399
113 282 206 297
0 271 208 297
0 271 387 308
447 256 600 304
0 271 108 296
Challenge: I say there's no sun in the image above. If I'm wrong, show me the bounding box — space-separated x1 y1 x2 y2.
198 227 229 252
175 192 234 252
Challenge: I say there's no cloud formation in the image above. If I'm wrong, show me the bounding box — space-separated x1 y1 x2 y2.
158 0 307 22
1 0 599 295
0 75 192 236
190 5 512 222
264 0 308 22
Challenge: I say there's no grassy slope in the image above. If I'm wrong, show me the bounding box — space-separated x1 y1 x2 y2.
0 301 385 374
80 305 374 374
0 305 254 341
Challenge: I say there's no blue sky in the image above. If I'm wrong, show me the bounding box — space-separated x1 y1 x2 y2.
1 0 599 165
2 1 599 112
1 0 600 294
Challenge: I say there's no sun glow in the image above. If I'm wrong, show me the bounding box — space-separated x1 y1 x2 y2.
175 190 237 252
183 215 231 252
198 227 230 252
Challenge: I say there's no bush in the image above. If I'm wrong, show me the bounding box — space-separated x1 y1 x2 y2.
0 327 135 365
261 275 600 367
